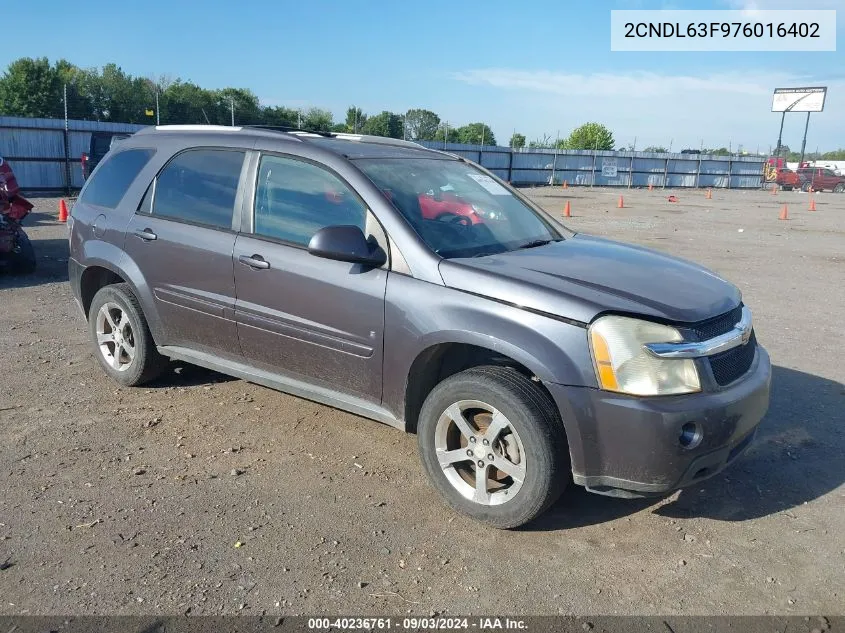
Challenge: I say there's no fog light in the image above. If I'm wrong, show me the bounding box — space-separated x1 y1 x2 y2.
679 422 702 449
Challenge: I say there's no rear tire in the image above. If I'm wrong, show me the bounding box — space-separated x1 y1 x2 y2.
10 230 36 275
417 366 569 529
88 283 167 387
801 181 812 192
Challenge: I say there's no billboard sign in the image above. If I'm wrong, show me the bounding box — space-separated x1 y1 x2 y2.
771 87 827 112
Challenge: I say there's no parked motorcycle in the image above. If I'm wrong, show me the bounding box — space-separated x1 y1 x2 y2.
0 156 35 274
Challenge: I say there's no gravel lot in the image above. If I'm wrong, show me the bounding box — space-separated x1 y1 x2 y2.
1 187 843 617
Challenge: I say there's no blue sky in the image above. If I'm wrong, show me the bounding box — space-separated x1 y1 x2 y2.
3 0 842 151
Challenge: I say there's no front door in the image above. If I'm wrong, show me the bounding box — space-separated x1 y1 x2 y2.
124 148 246 359
233 153 388 403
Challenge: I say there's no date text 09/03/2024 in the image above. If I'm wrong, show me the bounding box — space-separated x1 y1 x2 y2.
307 617 528 630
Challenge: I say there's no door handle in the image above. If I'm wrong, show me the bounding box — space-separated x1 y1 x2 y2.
238 254 270 270
134 228 157 241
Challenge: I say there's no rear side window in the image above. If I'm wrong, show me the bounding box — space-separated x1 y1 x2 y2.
153 149 245 230
92 135 113 155
254 154 367 246
79 148 155 209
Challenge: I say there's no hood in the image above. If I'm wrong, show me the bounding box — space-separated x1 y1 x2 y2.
438 234 741 324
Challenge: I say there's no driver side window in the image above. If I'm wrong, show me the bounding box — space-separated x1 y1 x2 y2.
254 154 367 247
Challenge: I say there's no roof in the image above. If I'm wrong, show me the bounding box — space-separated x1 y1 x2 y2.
131 125 455 160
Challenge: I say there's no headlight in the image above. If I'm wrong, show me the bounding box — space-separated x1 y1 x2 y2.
589 315 700 396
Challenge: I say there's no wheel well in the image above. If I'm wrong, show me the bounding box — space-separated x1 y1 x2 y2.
404 343 542 433
80 266 125 317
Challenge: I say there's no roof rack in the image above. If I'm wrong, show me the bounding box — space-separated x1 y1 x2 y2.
242 124 333 137
133 125 245 135
331 133 424 149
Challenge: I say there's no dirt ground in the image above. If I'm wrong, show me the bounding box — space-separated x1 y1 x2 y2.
1 187 843 617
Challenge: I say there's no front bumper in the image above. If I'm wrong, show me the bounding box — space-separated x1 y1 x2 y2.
548 345 771 498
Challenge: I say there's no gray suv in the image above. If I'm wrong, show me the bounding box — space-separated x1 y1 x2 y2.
68 125 771 528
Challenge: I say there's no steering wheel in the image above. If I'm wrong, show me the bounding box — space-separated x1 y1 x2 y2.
436 212 471 226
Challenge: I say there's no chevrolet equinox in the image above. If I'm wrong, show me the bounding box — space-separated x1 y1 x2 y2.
68 125 771 528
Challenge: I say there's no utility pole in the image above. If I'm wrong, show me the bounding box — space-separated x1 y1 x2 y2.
230 98 235 126
550 130 560 186
155 89 160 125
798 112 811 167
63 83 71 195
774 110 786 157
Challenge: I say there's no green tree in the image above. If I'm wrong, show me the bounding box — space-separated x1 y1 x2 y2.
362 111 403 138
528 134 553 149
302 107 333 132
565 122 615 150
405 108 440 141
509 132 526 149
643 145 668 153
160 80 216 124
0 57 60 117
434 123 460 143
262 105 299 127
216 87 261 125
455 122 496 146
344 106 367 133
821 149 845 160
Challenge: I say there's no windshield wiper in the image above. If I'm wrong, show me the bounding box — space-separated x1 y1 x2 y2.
517 239 555 250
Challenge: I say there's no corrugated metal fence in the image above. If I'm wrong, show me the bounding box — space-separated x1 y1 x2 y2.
0 116 766 191
419 141 766 189
0 116 144 192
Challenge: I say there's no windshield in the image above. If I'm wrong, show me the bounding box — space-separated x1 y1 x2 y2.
356 158 562 258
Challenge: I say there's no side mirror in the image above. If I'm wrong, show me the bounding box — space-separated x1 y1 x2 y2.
308 225 387 267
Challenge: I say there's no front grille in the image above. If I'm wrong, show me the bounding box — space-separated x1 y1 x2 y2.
690 304 744 340
708 331 757 386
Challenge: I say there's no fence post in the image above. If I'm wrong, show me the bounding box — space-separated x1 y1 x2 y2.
63 83 71 196
695 156 702 189
629 155 634 189
663 157 669 189
507 149 513 184
727 156 732 189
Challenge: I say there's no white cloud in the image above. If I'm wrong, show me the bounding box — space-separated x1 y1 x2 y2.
449 68 845 150
451 69 789 99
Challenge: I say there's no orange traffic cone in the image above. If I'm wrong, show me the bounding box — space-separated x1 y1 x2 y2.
771 184 778 195
648 183 654 191
809 196 816 211
563 201 571 217
562 180 568 189
778 204 789 220
617 195 624 209
705 188 712 199
58 199 68 223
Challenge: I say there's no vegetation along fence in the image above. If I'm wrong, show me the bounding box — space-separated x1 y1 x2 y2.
0 116 766 192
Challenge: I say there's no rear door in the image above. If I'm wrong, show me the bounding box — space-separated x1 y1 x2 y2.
124 148 248 359
821 169 838 189
232 152 388 402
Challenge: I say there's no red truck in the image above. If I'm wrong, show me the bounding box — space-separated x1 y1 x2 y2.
796 166 845 193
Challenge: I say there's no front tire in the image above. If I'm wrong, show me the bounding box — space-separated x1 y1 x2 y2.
417 366 569 529
834 184 844 193
88 283 167 387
